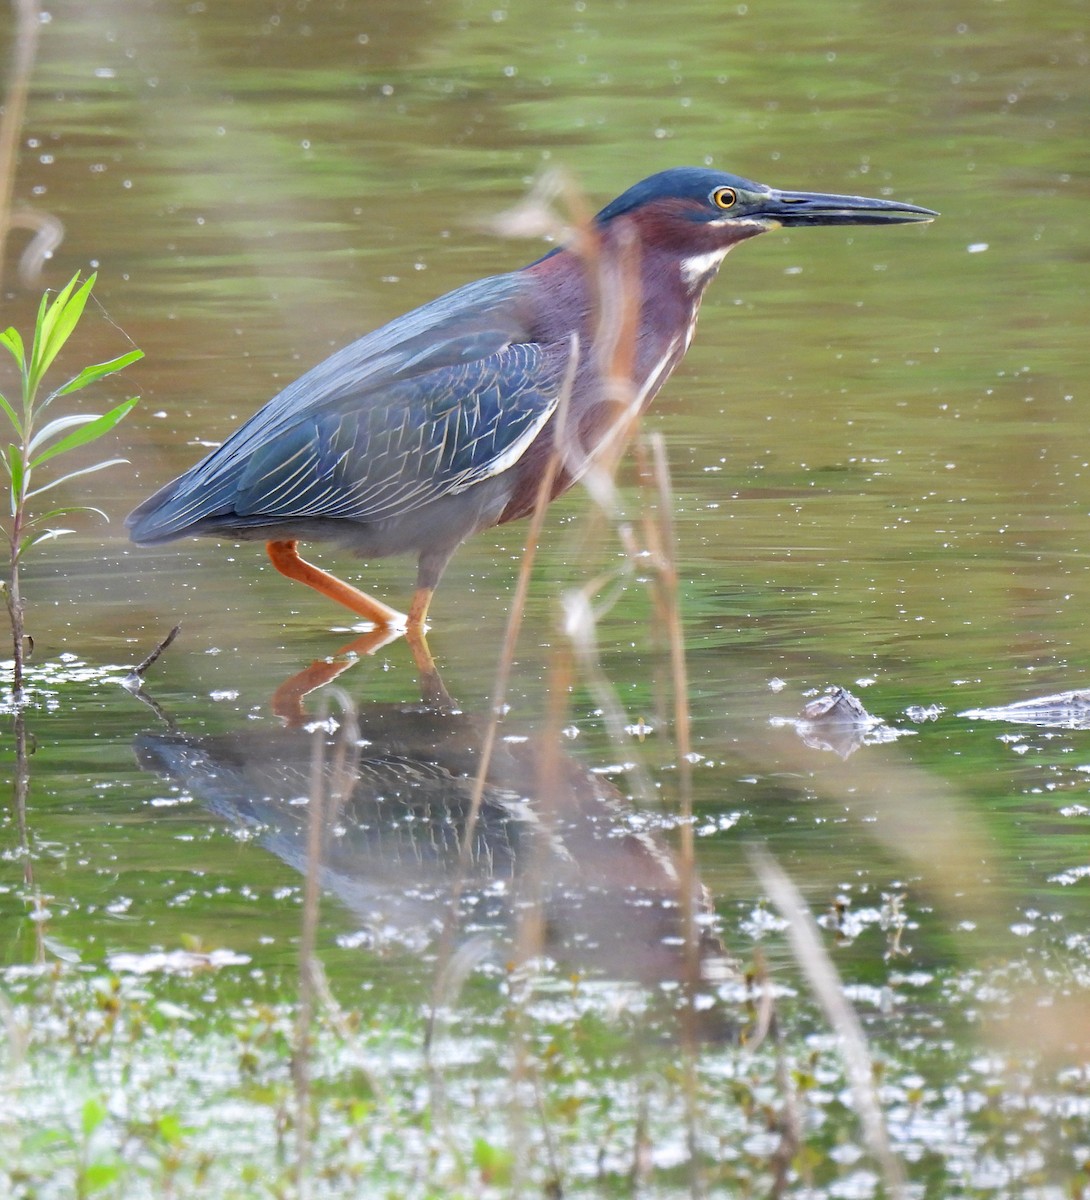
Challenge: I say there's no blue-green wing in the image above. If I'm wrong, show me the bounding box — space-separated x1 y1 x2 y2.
127 271 568 541
233 341 564 523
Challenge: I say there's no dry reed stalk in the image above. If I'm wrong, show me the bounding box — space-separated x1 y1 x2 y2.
0 0 63 289
421 172 653 1197
501 607 584 1195
749 846 907 1199
768 1015 804 1200
743 948 776 1052
741 949 804 1197
501 175 712 1195
548 212 663 811
424 341 576 1025
747 725 1004 940
426 169 713 1192
426 169 624 1039
293 686 359 1198
422 333 577 1183
641 430 705 1196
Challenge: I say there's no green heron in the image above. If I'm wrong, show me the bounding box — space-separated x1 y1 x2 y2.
127 167 935 632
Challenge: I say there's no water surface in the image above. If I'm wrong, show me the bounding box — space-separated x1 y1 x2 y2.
3 0 1089 1191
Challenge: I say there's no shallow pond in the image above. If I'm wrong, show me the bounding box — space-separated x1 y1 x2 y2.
2 0 1089 1194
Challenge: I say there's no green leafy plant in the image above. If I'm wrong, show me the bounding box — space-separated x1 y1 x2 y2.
1 271 142 702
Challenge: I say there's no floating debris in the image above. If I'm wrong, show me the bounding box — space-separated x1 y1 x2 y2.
959 689 1090 730
799 687 878 726
772 686 914 759
121 623 181 693
904 703 945 723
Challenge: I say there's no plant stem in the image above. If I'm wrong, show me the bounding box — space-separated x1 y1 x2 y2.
7 508 26 703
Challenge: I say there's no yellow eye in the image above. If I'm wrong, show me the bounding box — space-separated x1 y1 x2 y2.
712 186 737 210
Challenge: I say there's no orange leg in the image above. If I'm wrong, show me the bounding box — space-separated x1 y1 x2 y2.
407 586 433 632
266 539 406 627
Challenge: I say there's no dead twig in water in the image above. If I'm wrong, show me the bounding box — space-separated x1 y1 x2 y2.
122 624 181 690
118 625 182 726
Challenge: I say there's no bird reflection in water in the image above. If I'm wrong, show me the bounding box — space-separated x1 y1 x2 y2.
135 653 730 986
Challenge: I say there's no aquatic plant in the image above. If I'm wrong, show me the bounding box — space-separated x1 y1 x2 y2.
0 271 141 702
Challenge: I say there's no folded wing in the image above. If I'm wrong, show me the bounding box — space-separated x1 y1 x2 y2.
127 272 568 543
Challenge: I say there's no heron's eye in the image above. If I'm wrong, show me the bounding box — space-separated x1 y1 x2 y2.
711 186 737 210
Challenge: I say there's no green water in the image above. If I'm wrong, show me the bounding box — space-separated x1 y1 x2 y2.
3 0 1089 1194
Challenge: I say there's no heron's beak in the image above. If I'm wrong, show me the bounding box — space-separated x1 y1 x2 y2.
756 188 938 227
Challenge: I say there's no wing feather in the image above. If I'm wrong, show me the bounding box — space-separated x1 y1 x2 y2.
127 270 566 543
232 342 564 523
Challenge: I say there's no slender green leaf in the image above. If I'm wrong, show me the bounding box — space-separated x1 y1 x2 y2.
20 1128 70 1153
27 413 102 455
32 274 84 368
41 934 82 963
8 445 24 509
29 274 79 395
44 273 96 363
155 1112 189 1145
20 528 76 558
27 288 51 390
0 325 25 367
25 504 110 526
54 349 144 398
27 457 128 499
30 397 138 468
30 273 96 400
31 528 77 546
0 389 20 435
